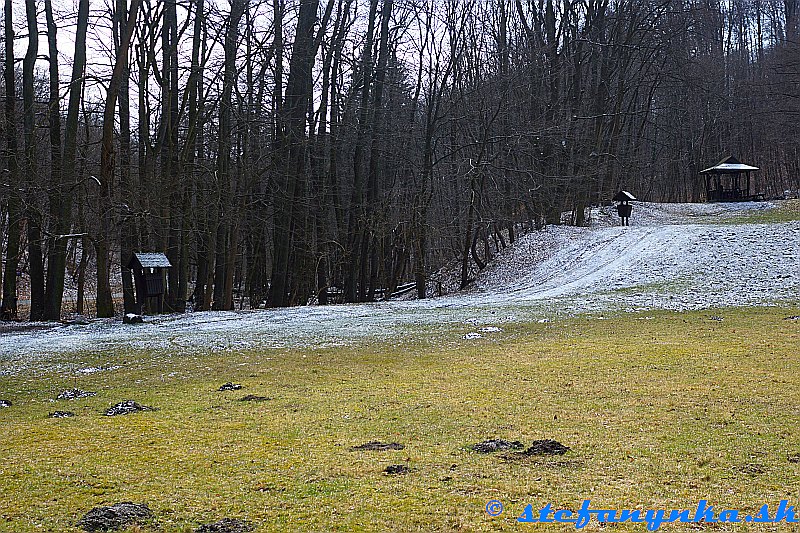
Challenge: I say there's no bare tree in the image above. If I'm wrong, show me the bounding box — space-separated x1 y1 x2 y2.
23 0 44 319
42 0 65 320
97 0 141 317
1 0 20 320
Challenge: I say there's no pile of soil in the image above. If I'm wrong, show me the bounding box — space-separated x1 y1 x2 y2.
383 464 410 475
349 441 405 451
253 484 285 493
78 502 154 531
49 411 75 418
196 518 254 533
740 463 766 475
218 382 242 391
238 395 270 402
0 399 11 408
123 314 144 324
104 400 156 416
471 439 523 453
57 389 96 400
514 439 570 456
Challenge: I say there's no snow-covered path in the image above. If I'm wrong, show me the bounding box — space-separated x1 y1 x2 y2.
1 202 798 371
478 221 798 308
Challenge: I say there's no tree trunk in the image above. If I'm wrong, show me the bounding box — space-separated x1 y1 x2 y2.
213 0 246 310
42 0 70 320
343 0 379 303
163 0 184 312
97 0 141 318
116 0 137 315
1 0 20 321
268 0 322 307
43 0 64 320
76 236 91 316
23 0 44 320
186 0 206 310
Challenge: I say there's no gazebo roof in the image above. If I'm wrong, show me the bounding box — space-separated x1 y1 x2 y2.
700 156 759 174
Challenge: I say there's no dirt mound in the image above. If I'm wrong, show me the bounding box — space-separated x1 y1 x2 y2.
0 399 11 408
471 439 523 453
383 464 410 475
238 395 270 402
104 400 156 416
515 439 570 456
57 389 96 400
122 314 144 324
218 382 242 391
195 518 254 533
739 463 766 475
78 502 154 531
349 441 405 451
49 411 75 418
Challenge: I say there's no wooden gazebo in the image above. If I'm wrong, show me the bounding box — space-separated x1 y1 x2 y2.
700 156 760 202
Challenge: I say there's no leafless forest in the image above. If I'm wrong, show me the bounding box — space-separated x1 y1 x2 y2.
1 0 799 320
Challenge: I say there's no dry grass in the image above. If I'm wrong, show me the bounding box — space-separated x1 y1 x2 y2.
718 199 800 224
1 306 799 532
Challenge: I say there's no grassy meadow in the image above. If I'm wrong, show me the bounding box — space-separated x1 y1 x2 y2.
717 199 800 224
1 306 799 532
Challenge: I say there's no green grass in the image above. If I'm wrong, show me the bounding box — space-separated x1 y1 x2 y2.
715 199 800 224
1 307 800 532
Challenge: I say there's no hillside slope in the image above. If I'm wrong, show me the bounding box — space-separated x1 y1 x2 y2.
472 201 799 312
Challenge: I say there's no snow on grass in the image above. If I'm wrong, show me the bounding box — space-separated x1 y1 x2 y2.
1 201 797 373
473 201 798 308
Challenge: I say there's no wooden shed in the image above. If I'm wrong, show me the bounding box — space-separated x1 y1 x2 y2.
700 156 760 202
126 252 171 314
613 190 635 225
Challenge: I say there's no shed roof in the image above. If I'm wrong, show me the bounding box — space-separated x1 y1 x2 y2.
700 156 759 174
129 252 171 269
613 190 637 201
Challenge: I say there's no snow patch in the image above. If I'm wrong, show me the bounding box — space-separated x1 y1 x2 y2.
0 201 797 375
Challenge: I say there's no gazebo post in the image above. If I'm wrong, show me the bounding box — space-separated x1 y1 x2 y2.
746 172 750 197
